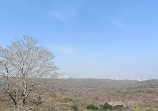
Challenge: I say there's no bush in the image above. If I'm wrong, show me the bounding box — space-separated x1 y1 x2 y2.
99 103 113 110
114 105 124 110
72 104 78 111
87 104 99 110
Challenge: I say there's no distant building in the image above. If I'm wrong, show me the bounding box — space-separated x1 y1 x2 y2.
59 74 71 79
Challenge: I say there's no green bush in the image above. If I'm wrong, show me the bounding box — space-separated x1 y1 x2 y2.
114 105 124 110
87 103 125 111
87 104 99 110
99 103 113 110
72 104 78 111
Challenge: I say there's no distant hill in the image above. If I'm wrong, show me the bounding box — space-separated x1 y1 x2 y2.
0 78 158 111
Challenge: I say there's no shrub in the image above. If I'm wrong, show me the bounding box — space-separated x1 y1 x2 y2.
99 103 113 110
87 104 99 110
114 105 124 110
72 104 78 111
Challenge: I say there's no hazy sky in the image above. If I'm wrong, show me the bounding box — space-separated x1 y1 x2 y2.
0 0 158 79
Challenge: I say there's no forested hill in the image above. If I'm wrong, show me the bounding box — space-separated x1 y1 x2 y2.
0 78 158 111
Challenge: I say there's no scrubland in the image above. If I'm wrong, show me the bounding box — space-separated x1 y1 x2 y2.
0 78 158 111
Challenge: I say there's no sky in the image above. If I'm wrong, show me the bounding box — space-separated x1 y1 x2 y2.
0 0 158 79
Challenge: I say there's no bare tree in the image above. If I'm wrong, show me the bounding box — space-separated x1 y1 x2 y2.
0 36 58 110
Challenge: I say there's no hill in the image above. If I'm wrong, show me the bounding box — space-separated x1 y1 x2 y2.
0 78 158 111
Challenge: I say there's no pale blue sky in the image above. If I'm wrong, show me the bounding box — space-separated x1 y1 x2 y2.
0 0 158 79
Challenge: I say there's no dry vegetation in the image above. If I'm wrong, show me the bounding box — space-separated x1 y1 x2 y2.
0 37 158 111
0 78 158 111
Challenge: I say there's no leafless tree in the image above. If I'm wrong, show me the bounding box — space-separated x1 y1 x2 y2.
0 36 58 110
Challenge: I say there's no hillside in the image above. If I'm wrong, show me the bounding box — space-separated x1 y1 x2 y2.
0 78 158 111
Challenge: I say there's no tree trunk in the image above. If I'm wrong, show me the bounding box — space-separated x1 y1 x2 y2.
9 94 17 109
23 98 26 105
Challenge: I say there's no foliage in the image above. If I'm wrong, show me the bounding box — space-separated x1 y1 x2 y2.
87 104 98 110
72 104 78 111
87 103 125 111
99 103 113 110
114 105 124 110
